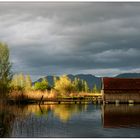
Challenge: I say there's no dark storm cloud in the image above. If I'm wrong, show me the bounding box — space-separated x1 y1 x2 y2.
0 2 140 80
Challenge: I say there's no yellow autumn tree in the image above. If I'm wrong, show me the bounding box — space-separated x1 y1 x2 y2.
54 75 75 97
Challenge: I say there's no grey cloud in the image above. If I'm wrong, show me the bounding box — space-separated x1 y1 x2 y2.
0 2 140 81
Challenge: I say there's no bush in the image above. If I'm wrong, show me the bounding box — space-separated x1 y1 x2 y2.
34 78 50 91
54 75 75 96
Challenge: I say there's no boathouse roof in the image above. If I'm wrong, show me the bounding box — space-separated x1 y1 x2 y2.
102 78 140 90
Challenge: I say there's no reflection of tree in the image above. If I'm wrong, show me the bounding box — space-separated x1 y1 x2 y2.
0 104 15 137
0 111 13 137
0 103 89 137
25 105 52 117
0 103 28 137
25 104 88 123
52 104 88 122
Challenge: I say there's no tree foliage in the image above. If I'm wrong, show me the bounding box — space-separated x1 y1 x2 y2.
83 81 89 92
93 84 97 93
0 42 12 95
11 73 32 91
72 78 90 92
54 75 75 96
25 74 32 91
73 78 83 92
54 75 90 96
34 78 50 91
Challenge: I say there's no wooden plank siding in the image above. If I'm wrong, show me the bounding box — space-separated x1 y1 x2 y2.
104 93 140 103
102 78 140 103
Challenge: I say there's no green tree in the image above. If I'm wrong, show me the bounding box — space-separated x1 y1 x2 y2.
34 78 50 91
93 84 97 93
41 78 49 90
34 82 42 90
0 42 12 95
73 78 83 92
81 80 85 92
73 77 79 92
84 81 89 92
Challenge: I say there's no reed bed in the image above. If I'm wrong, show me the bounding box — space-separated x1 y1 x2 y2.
9 90 57 100
9 90 102 102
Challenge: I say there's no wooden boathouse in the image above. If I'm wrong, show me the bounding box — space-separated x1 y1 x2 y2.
101 78 140 103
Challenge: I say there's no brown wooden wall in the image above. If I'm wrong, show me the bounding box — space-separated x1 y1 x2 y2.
104 91 140 102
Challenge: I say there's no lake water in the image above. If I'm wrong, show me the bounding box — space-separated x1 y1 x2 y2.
1 103 140 138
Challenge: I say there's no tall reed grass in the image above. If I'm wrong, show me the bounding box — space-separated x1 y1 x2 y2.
9 89 101 101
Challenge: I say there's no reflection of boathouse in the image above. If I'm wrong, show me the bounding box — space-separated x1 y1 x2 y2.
102 104 140 128
101 78 140 103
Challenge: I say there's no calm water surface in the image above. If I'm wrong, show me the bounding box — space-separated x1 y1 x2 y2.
1 103 140 137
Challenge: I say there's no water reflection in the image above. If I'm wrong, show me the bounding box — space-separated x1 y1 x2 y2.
52 104 87 122
0 103 88 137
25 104 88 122
102 104 140 128
11 104 88 137
1 103 140 137
0 104 26 137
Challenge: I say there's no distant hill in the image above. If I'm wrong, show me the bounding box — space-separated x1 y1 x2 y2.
33 73 140 90
115 73 140 78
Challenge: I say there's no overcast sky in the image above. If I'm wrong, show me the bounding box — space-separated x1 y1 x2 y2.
0 2 140 81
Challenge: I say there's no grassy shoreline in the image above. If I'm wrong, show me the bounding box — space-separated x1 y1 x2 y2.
8 90 102 104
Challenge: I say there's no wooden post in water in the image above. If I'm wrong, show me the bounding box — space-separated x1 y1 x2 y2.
39 95 44 105
39 105 43 113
